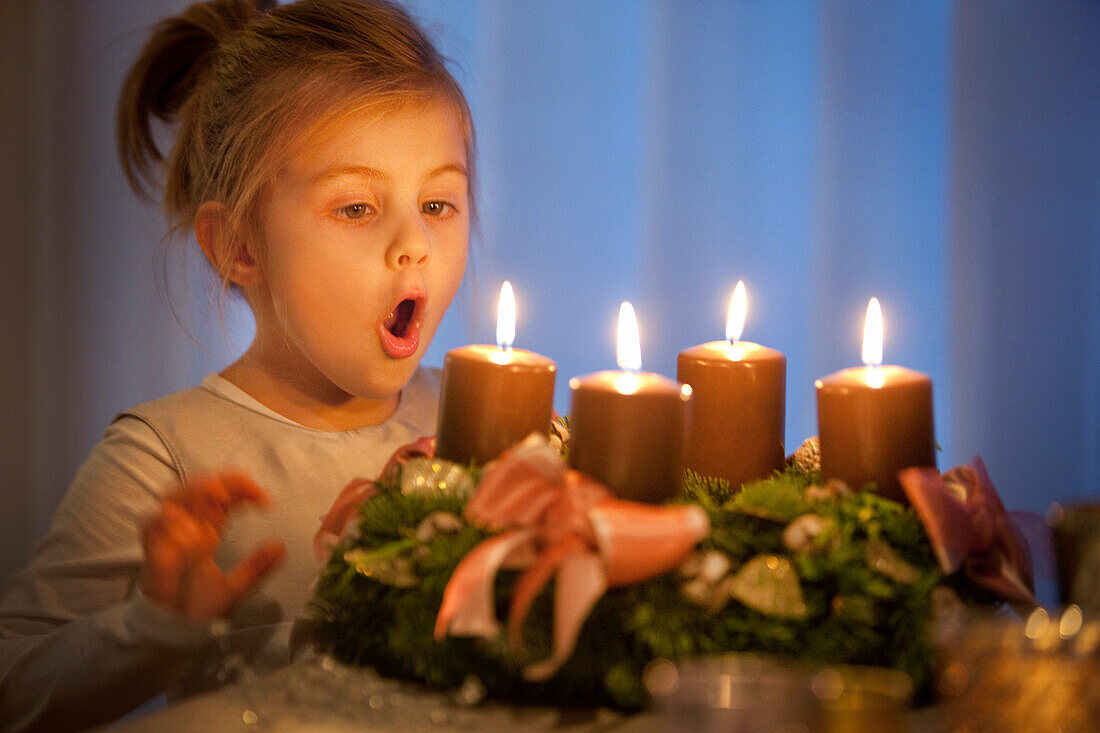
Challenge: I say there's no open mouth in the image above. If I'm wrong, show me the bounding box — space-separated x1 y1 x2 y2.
384 298 417 339
379 296 425 359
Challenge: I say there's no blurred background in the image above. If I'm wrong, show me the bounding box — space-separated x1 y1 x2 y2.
1 0 1097 587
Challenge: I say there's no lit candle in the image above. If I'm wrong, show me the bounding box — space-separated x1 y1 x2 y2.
815 298 936 502
677 281 786 489
435 282 556 466
568 302 693 503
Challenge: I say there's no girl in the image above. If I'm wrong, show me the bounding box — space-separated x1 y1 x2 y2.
0 0 473 730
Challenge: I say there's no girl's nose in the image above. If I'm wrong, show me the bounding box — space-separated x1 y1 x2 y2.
385 215 431 269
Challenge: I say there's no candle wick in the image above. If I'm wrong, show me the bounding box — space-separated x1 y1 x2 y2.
865 363 885 388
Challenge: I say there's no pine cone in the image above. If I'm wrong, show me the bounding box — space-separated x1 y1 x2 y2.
791 436 821 473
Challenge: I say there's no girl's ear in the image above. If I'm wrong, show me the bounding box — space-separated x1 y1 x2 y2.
195 202 263 287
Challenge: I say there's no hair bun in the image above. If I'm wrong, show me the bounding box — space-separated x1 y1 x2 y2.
117 0 270 196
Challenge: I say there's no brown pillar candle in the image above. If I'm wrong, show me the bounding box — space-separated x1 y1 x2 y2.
435 282 556 466
677 281 786 489
678 341 785 489
815 298 935 502
568 303 693 503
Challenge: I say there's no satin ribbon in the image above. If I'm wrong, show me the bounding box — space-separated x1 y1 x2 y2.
899 456 1036 605
434 435 710 681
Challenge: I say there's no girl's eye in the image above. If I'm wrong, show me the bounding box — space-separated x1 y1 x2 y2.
422 200 453 217
338 203 371 220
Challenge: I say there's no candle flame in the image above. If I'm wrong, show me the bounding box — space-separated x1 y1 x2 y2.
617 301 642 372
496 281 515 350
725 280 747 343
862 297 883 367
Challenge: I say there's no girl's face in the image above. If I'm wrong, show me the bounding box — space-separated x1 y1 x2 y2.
248 97 469 405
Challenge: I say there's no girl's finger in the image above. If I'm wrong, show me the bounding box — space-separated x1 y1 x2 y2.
217 471 273 508
224 540 288 606
170 472 272 527
173 482 230 528
160 501 219 555
170 474 236 527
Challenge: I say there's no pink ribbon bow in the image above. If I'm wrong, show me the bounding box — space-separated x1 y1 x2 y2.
312 436 436 562
434 436 710 681
898 456 1036 606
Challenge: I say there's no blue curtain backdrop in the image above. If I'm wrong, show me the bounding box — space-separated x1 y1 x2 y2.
1 0 1097 585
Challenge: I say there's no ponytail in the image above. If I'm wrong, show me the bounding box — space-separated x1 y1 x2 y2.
116 0 272 199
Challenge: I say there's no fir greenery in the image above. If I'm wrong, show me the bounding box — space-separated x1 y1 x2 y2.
309 462 987 710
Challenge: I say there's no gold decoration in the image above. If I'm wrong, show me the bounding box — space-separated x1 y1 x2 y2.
728 554 808 620
865 536 920 585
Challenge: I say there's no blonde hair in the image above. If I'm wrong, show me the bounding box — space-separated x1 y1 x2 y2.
118 0 475 262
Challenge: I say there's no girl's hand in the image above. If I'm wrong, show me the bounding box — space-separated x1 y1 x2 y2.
140 472 287 620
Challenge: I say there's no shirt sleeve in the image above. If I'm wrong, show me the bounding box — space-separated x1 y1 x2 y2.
0 417 219 732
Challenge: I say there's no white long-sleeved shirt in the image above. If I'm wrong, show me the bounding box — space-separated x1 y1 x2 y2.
0 368 440 732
